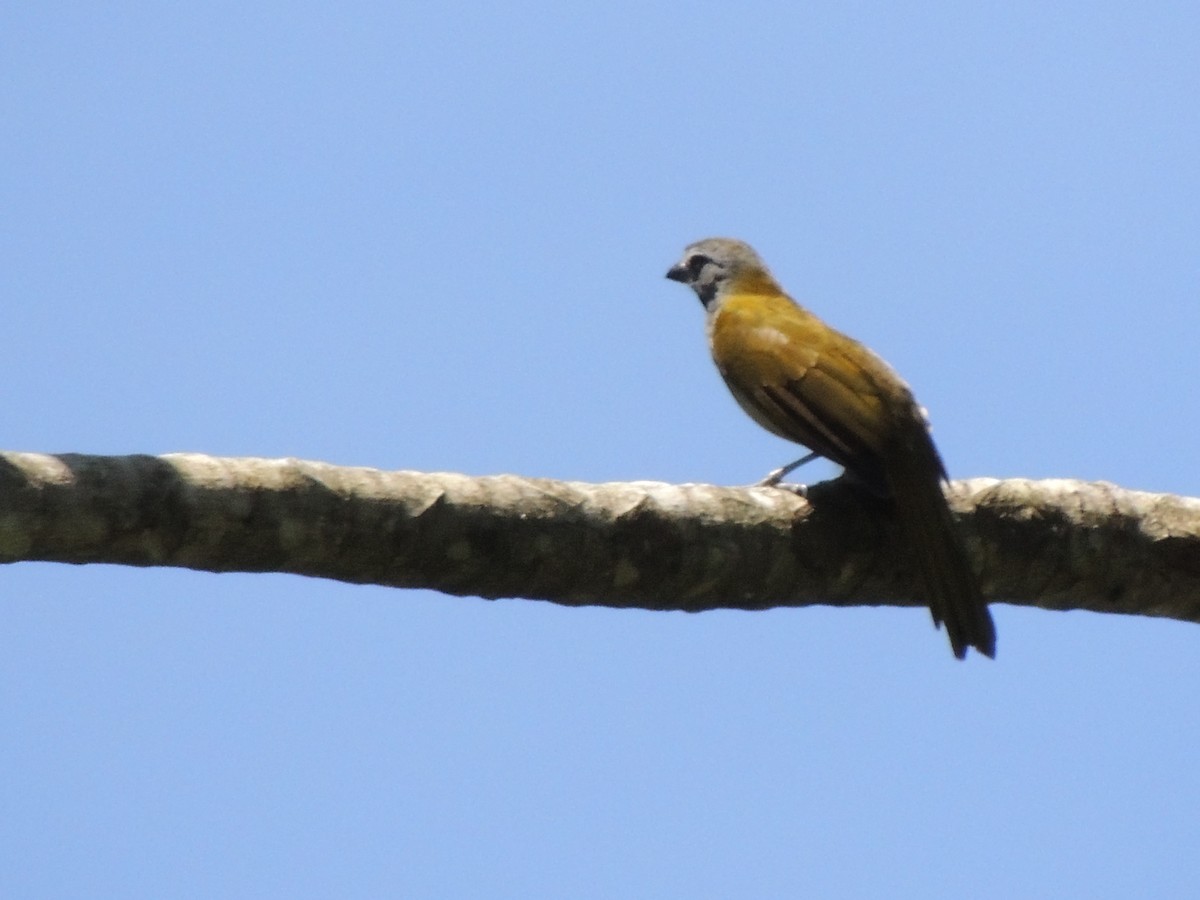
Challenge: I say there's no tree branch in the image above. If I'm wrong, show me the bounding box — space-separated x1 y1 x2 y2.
2 452 1198 624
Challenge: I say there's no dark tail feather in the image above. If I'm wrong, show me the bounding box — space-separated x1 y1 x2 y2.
884 429 996 660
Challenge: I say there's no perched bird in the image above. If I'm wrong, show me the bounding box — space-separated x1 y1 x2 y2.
666 237 995 659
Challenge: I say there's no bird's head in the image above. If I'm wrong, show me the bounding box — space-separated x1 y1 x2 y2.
665 237 777 309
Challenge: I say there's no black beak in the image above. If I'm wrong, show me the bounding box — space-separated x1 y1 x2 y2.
665 264 689 283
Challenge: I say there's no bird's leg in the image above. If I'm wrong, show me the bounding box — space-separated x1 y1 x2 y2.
757 451 818 489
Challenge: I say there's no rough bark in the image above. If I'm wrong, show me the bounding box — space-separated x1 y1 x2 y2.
1 452 1197 624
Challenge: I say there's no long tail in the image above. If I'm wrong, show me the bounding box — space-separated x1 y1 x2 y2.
883 425 996 659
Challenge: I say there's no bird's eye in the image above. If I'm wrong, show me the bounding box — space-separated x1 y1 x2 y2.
686 254 712 277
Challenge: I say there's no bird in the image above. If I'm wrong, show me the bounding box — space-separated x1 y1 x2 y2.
665 237 996 659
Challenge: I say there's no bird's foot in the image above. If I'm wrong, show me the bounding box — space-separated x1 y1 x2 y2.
757 452 818 489
757 467 788 487
755 477 808 497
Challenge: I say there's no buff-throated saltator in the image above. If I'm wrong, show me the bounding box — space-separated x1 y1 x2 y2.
666 237 995 659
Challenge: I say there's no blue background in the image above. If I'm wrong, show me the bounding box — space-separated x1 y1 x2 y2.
3 3 1199 897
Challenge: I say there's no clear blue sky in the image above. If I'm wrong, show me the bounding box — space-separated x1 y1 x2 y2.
3 3 1199 897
